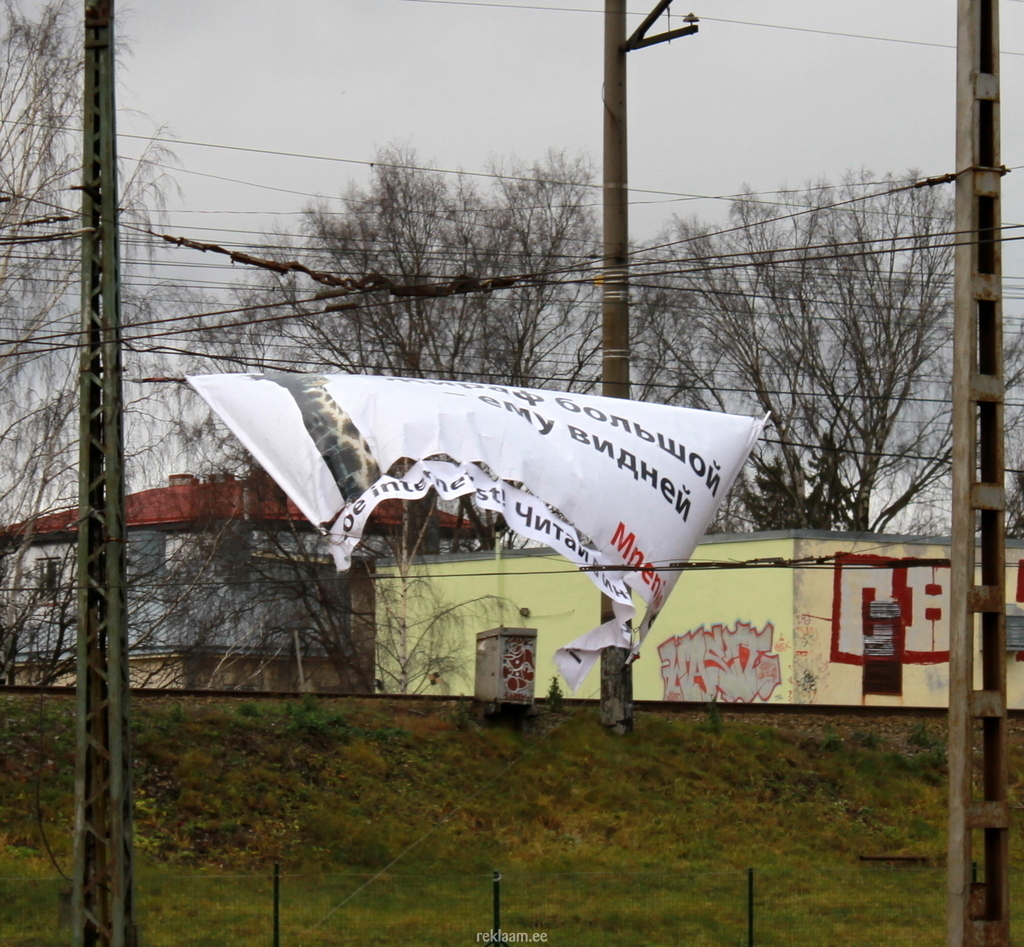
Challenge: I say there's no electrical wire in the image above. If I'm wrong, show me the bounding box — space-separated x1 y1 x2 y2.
0 149 1001 294
1 220 993 355
380 0 1024 56
9 543 1024 598
124 172 966 289
5 115 970 225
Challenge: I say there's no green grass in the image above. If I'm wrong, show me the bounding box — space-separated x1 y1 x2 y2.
1 693 1022 944
0 867 964 946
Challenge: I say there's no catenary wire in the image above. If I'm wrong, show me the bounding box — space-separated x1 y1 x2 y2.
381 0 1024 56
3 218 1005 352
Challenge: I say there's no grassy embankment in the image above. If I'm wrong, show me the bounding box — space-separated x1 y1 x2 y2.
0 692 1018 945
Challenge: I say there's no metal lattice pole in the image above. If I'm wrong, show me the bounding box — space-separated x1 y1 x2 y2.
72 2 135 945
947 1 1009 945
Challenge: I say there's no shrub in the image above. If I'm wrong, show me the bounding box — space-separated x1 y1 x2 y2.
699 699 723 734
546 677 565 714
909 721 940 750
821 726 843 752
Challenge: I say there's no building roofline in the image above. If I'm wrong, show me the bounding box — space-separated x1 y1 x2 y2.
3 474 471 541
698 528 954 545
383 528 1024 567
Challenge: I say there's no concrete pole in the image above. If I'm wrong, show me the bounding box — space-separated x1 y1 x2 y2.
599 0 634 734
596 1 697 732
602 0 630 405
947 1 1008 945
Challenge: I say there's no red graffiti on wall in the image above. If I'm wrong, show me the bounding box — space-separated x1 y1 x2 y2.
658 621 781 703
502 636 535 696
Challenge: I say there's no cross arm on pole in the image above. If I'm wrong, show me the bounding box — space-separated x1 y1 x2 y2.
623 1 698 52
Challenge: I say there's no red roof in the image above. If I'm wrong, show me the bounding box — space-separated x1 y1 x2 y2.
10 475 463 538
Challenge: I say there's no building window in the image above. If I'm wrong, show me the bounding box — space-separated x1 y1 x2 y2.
862 598 904 696
1007 615 1024 651
130 530 166 577
36 557 61 597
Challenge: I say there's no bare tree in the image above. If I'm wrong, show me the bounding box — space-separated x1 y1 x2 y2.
366 492 515 694
199 145 601 390
142 147 600 687
0 0 82 682
114 466 377 692
633 173 958 533
0 0 82 512
0 1 180 682
470 151 600 388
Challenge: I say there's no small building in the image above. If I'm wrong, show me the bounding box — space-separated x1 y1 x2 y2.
1 473 383 690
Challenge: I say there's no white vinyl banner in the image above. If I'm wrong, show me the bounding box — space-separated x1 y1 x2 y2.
187 373 765 691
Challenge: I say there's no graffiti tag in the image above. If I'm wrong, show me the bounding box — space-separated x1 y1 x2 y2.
658 621 781 703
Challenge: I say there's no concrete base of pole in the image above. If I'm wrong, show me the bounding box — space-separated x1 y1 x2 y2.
600 646 633 735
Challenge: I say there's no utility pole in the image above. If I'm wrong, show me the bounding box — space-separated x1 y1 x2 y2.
948 1 1008 945
74 2 135 945
599 0 697 734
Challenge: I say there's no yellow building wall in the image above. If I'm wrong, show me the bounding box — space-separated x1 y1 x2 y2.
401 534 1024 708
396 537 797 702
788 535 953 708
788 536 1024 709
632 534 795 703
382 549 603 699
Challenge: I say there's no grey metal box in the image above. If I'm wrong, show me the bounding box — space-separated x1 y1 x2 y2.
474 627 538 704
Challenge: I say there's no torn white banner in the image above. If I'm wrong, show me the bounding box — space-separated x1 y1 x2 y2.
187 373 764 691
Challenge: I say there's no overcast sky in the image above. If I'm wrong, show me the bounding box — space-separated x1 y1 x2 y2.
104 0 1024 306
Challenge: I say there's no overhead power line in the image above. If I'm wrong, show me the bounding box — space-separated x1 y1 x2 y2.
381 0 1024 55
10 122 1023 274
0 553 978 597
5 221 1024 359
6 115 974 217
125 174 992 290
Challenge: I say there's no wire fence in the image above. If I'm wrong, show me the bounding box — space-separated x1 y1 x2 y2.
0 865 999 946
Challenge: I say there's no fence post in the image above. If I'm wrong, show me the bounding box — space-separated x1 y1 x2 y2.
747 867 754 947
493 870 501 945
273 862 280 947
